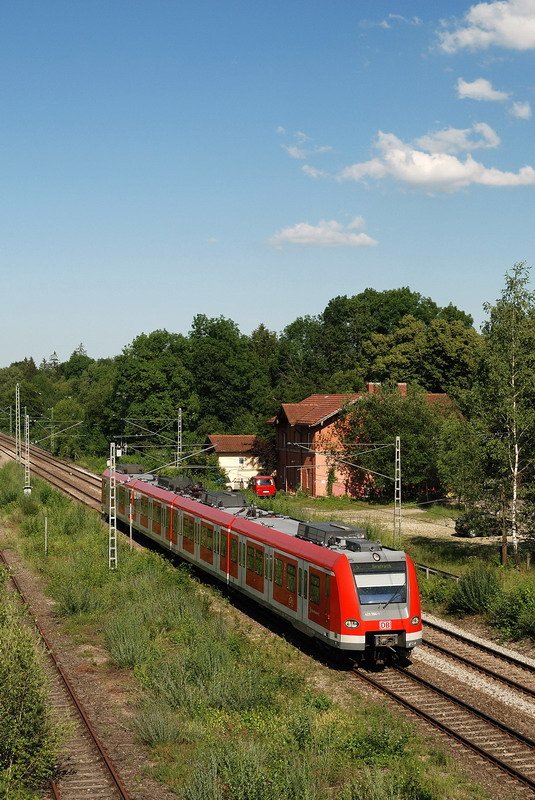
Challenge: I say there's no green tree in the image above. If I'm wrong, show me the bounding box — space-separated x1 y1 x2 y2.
436 416 486 505
474 262 535 553
363 315 480 393
188 315 269 434
338 387 455 501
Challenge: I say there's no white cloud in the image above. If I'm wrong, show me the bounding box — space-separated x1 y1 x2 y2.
440 0 535 53
457 77 509 101
276 126 286 135
283 145 307 160
270 218 377 248
510 100 533 118
338 131 535 192
363 14 423 29
415 122 500 153
280 130 333 162
302 164 325 178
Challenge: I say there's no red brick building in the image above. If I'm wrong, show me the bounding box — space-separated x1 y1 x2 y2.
271 383 448 497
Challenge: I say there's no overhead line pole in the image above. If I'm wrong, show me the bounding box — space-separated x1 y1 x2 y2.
108 442 118 570
394 436 401 549
23 414 31 495
15 384 21 462
176 408 182 468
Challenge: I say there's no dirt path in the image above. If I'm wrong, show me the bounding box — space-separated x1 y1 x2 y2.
304 504 455 541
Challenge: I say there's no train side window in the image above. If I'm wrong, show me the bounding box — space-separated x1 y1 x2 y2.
230 539 238 563
287 564 296 593
183 516 194 541
274 557 283 586
310 574 320 605
303 570 308 599
154 503 161 524
201 523 213 550
266 555 272 581
172 512 181 538
255 550 263 576
247 544 254 571
298 567 302 596
221 535 228 558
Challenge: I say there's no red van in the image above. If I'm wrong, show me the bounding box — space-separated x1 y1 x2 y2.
249 475 276 497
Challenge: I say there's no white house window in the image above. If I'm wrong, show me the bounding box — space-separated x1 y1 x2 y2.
238 457 245 465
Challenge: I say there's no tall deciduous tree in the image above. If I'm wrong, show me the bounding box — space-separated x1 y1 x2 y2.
475 262 535 554
338 387 455 501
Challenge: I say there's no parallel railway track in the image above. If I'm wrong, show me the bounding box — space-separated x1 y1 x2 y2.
0 432 100 509
353 663 535 796
0 550 132 800
2 431 535 795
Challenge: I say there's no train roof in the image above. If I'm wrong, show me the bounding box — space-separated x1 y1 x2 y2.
103 469 405 569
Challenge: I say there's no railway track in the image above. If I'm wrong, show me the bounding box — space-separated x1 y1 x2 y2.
0 550 132 800
353 662 535 796
422 617 535 698
0 432 101 510
3 431 535 796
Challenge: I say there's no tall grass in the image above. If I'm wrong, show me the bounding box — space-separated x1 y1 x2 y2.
0 464 491 800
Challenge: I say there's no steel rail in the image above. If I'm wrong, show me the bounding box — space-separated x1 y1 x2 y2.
422 637 535 698
0 550 132 800
353 665 535 792
423 617 535 672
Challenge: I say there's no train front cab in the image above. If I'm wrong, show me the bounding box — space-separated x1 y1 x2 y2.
333 552 422 656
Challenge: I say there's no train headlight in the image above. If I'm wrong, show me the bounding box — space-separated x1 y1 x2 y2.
344 619 360 629
410 616 420 626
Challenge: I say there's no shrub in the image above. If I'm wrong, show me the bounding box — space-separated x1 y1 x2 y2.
489 583 535 640
0 599 59 791
418 576 456 607
449 566 501 615
104 610 154 668
134 702 186 746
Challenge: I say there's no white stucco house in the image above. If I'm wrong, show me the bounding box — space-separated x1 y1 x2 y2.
206 435 261 490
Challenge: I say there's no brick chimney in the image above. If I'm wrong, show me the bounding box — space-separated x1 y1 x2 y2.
367 382 381 394
397 382 408 397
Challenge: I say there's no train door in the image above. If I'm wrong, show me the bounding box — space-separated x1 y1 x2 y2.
170 508 181 548
199 520 214 567
182 513 196 557
139 495 149 532
297 561 308 622
117 486 127 518
245 541 265 596
272 551 298 614
161 504 170 547
152 500 162 537
220 530 239 583
307 567 331 629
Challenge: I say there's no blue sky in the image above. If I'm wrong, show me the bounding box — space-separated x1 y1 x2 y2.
1 0 534 365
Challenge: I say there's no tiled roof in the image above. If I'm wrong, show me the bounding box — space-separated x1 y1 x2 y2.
207 435 257 453
280 394 362 426
277 389 451 427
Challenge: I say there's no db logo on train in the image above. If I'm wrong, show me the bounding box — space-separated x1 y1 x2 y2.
379 620 392 630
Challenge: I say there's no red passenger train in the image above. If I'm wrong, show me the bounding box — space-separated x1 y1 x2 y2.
102 468 422 660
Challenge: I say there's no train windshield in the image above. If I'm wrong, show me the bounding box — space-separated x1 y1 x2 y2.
350 561 407 605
